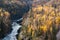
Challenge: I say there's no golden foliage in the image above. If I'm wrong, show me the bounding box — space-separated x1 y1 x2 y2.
0 8 10 17
4 11 10 16
40 25 47 33
32 5 43 12
19 4 60 40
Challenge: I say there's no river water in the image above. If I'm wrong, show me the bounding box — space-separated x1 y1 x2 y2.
2 22 22 40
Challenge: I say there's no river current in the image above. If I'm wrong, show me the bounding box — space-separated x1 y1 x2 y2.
2 22 22 40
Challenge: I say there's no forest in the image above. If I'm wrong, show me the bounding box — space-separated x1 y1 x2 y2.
0 0 60 40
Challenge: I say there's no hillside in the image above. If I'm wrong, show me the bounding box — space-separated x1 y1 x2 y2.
0 0 32 21
0 0 60 40
18 0 60 40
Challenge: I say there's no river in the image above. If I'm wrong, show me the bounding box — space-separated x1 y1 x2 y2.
2 22 22 40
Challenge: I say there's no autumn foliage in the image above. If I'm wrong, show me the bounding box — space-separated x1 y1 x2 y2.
0 8 12 39
18 4 60 40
